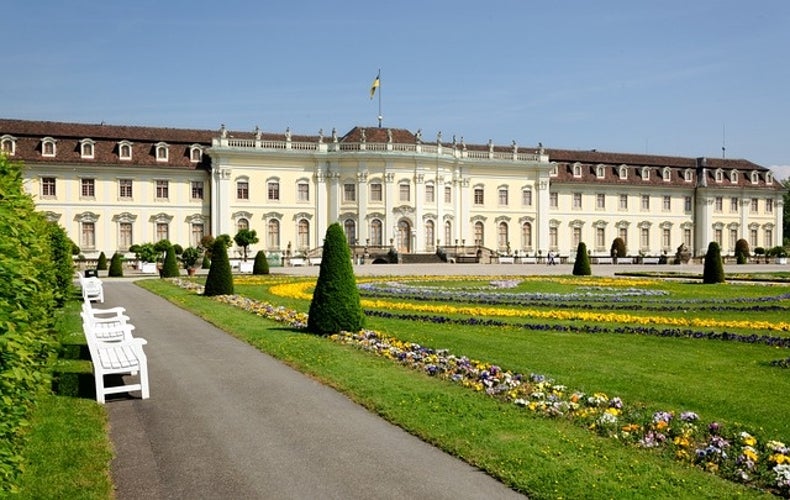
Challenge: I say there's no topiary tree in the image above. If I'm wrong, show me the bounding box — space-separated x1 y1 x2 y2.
203 237 233 296
610 237 626 258
252 250 269 275
735 238 750 264
234 229 259 262
572 242 592 276
161 244 181 278
97 251 107 271
703 241 725 284
201 255 211 269
108 252 124 277
307 223 364 335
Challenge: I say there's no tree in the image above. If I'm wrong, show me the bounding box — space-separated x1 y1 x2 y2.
108 252 124 277
234 229 259 262
307 223 364 335
204 237 233 296
180 246 200 270
572 242 592 276
783 178 790 247
735 238 750 264
161 244 180 278
252 250 269 275
97 251 108 271
703 241 725 284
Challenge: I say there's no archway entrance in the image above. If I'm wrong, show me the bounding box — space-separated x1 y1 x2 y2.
397 220 411 253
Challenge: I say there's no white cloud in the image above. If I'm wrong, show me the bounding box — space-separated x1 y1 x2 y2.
768 165 790 182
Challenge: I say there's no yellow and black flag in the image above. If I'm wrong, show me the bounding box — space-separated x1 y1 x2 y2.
370 73 380 99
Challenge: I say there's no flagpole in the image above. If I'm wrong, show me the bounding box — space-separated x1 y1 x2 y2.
377 68 382 128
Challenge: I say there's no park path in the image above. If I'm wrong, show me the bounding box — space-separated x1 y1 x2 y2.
104 281 525 499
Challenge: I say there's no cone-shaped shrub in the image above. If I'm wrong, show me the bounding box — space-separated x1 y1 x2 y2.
204 238 233 296
252 250 269 275
97 251 107 270
610 237 626 258
201 255 211 269
703 241 726 284
572 242 592 276
307 223 364 335
108 252 124 277
735 238 750 264
161 245 180 278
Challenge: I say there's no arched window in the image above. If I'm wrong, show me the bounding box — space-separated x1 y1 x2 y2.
1 135 16 155
237 218 249 231
190 145 203 162
425 220 435 250
297 219 310 249
444 220 452 245
369 219 382 246
42 137 56 157
474 221 484 246
267 219 280 249
155 142 169 162
497 222 508 251
344 219 356 246
522 222 532 249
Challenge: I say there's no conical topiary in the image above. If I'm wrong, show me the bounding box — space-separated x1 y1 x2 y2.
108 252 124 277
201 255 211 269
703 241 725 284
97 251 107 271
203 237 233 296
161 245 180 278
572 242 592 276
735 238 750 265
252 250 269 275
307 223 364 335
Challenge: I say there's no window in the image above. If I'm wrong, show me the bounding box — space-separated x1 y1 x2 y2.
684 169 693 182
191 181 204 200
549 226 558 249
268 181 280 201
521 222 532 248
751 199 759 213
550 192 558 208
444 221 452 245
156 222 169 242
766 199 774 214
596 227 605 249
81 178 95 198
497 222 508 250
1 135 15 155
641 167 650 181
474 187 484 205
498 187 508 206
444 186 452 204
118 141 132 160
767 172 774 185
156 180 169 200
714 228 723 246
573 163 582 177
425 220 435 249
596 165 605 179
619 166 628 180
297 182 309 202
190 145 203 162
663 196 671 211
684 196 693 212
119 222 133 250
684 228 692 248
474 221 484 246
729 229 737 251
662 168 671 182
731 170 739 183
641 195 650 211
619 227 628 246
662 228 671 249
369 219 382 246
572 192 582 209
640 227 650 249
714 197 723 212
522 188 533 207
750 228 758 248
42 138 56 157
343 183 356 202
191 223 204 247
237 218 249 231
343 219 356 245
81 222 95 250
730 197 739 213
715 169 724 183
267 219 280 248
41 177 56 197
298 219 310 249
237 181 249 200
572 227 581 248
596 193 605 210
399 183 410 202
370 182 383 202
751 171 759 184
619 194 628 210
81 140 94 159
425 184 435 203
765 228 773 248
119 179 133 199
155 142 169 162
550 164 558 177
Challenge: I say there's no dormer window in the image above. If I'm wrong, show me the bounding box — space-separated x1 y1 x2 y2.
118 140 133 160
596 165 605 179
619 165 628 180
155 142 169 162
641 167 650 181
190 144 203 162
572 162 582 178
41 137 57 157
1 135 16 156
662 167 671 182
730 170 738 183
751 171 759 184
766 172 773 185
80 139 95 159
549 163 558 177
715 169 724 183
684 169 693 182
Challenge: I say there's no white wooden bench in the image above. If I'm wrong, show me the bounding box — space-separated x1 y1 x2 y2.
290 257 306 267
238 261 254 273
308 257 321 266
642 257 660 264
518 257 537 264
80 276 105 303
84 326 149 404
497 256 515 264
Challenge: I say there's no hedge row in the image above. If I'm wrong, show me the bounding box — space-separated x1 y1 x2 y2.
0 155 72 492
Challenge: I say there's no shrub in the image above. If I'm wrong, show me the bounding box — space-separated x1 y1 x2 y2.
161 245 180 278
735 239 749 264
96 251 107 271
610 237 626 258
234 229 259 262
252 250 269 275
108 253 124 277
47 223 74 307
703 242 725 284
203 238 233 296
180 247 200 269
172 243 183 255
201 256 211 269
307 223 364 335
572 242 592 276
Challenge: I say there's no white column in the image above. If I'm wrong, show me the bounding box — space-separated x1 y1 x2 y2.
314 167 328 245
357 169 369 244
384 170 396 244
535 177 550 254
414 171 424 252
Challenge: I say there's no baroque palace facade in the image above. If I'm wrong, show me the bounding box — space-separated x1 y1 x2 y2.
0 118 784 262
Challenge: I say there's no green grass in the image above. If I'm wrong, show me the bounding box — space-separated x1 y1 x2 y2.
139 278 778 498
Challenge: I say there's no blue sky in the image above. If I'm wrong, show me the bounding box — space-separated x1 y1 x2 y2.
4 1 789 179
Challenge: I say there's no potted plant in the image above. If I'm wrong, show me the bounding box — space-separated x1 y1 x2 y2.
181 246 201 275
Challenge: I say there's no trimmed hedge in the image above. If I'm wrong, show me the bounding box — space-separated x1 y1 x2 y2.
572 242 591 276
108 252 124 277
204 237 233 296
161 245 180 278
703 241 725 284
96 252 107 271
252 250 269 275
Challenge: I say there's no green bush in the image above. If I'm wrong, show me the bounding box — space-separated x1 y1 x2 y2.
610 237 626 258
161 245 180 278
252 250 269 275
201 255 211 269
47 223 74 307
308 223 365 335
204 237 233 296
572 242 591 276
735 239 749 264
703 242 725 284
108 253 124 277
96 251 107 271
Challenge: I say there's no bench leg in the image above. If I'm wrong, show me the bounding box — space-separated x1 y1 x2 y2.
139 359 150 400
94 372 106 404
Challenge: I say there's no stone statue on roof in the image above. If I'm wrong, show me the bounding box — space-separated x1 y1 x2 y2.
387 128 392 143
220 124 227 138
331 127 338 142
285 127 291 140
254 126 261 140
318 128 324 143
415 129 422 143
360 128 366 143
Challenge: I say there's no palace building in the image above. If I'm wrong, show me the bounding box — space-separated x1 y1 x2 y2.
1 118 784 263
